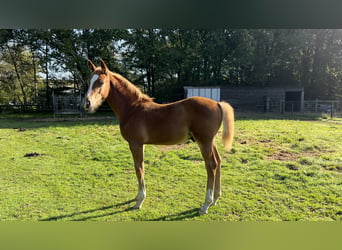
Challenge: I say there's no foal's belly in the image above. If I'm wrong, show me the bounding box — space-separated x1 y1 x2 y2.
121 101 193 145
144 126 190 145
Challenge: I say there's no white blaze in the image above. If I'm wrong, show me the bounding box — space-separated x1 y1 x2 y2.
86 74 99 97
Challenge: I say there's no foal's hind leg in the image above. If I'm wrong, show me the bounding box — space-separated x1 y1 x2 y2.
129 143 146 209
212 145 222 206
199 142 218 215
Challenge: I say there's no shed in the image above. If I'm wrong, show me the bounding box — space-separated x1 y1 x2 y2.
220 87 304 112
184 86 304 112
184 86 220 102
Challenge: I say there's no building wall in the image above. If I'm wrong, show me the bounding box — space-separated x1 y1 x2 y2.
184 87 220 102
184 86 304 112
220 87 304 112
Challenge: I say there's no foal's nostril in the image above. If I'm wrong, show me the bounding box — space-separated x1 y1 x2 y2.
83 99 90 109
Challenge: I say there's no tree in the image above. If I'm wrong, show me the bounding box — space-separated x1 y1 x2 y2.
121 29 167 96
0 29 44 107
1 28 342 107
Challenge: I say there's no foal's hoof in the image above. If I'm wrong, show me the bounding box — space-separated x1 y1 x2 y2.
199 208 208 215
133 202 144 209
133 204 141 209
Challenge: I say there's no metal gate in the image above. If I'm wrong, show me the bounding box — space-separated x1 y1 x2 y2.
52 93 83 117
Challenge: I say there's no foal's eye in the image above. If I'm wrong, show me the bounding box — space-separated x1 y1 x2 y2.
94 80 104 88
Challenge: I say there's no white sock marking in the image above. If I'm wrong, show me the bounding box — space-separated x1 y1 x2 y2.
200 188 214 214
134 188 146 209
205 188 214 204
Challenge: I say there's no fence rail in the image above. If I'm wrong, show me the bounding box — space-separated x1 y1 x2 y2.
303 100 339 113
0 104 52 113
0 101 112 115
270 100 342 118
2 99 341 118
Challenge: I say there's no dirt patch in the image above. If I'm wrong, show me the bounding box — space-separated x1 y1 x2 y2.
323 165 342 172
266 150 323 162
24 152 46 157
13 128 26 132
268 150 301 161
260 139 272 143
255 139 326 162
56 136 70 140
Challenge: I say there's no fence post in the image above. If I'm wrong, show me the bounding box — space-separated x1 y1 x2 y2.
52 91 56 118
280 100 283 114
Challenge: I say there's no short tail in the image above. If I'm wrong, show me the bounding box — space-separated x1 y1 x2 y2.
219 102 234 150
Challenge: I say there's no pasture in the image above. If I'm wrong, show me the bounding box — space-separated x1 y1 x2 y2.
0 113 341 221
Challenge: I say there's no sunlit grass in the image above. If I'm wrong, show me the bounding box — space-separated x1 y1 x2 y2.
0 113 341 221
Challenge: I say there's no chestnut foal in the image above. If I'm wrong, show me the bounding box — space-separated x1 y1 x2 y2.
84 59 234 215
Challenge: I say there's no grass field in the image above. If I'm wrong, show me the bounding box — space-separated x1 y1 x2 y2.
0 112 341 221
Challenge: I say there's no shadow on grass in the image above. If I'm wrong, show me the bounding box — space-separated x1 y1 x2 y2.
147 208 200 221
40 199 135 221
40 199 201 221
0 114 118 129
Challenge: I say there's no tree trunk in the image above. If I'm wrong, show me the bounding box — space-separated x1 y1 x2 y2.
146 66 152 96
6 44 27 108
31 48 38 103
45 40 50 107
310 30 325 98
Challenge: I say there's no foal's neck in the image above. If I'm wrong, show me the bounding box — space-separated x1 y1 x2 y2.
105 74 150 123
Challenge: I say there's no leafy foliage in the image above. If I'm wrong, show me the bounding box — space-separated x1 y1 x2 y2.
1 29 342 105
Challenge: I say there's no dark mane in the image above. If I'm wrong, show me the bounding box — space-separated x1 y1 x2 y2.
111 72 153 104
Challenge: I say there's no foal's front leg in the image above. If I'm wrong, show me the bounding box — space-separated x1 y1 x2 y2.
129 143 146 209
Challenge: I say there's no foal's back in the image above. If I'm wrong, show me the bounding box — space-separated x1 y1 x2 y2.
121 96 222 145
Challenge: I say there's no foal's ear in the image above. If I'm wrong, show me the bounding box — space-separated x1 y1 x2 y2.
100 59 109 74
88 60 96 72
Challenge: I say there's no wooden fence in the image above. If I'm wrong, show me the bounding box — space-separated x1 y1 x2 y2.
0 104 52 113
273 100 341 118
1 99 341 118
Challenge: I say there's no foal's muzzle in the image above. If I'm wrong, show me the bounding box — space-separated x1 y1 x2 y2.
83 98 91 111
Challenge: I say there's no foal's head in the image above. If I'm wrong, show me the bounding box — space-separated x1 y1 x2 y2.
83 59 111 113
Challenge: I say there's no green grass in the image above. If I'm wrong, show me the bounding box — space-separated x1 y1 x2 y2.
0 113 341 221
